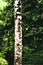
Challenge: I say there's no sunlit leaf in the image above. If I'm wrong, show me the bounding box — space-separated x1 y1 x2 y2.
0 0 7 10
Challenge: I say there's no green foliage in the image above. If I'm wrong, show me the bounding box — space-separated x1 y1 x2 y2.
0 0 43 65
22 0 43 65
0 0 7 10
0 0 14 65
0 57 8 65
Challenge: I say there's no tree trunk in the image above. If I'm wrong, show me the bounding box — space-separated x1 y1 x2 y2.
14 0 22 65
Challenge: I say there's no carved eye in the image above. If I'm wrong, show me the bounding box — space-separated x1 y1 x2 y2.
17 7 21 12
17 43 20 46
18 1 21 6
18 22 20 25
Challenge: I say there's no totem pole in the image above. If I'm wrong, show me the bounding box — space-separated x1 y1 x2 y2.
14 0 22 65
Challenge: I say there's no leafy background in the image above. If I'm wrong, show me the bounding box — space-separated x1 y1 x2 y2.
22 0 43 65
0 0 43 65
0 0 14 65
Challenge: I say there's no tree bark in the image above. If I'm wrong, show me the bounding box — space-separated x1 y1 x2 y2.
14 0 22 65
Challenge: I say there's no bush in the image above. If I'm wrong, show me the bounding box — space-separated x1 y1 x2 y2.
0 57 8 65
